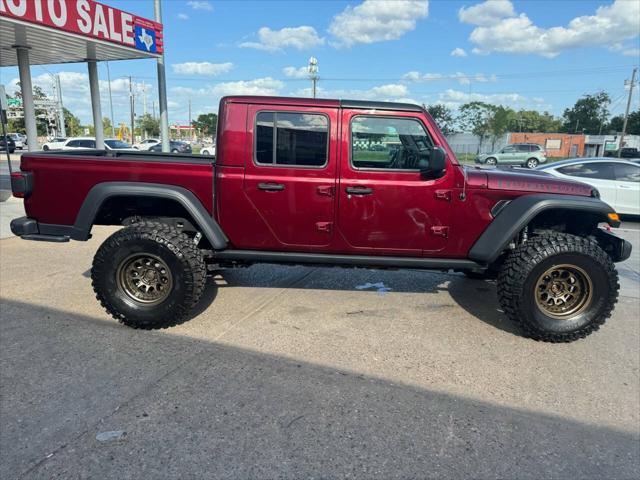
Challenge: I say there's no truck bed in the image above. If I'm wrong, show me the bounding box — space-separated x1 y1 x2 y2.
19 150 215 226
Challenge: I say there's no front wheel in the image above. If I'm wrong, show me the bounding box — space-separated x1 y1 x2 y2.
525 158 539 168
485 157 497 166
92 221 207 329
42 145 49 151
498 232 618 342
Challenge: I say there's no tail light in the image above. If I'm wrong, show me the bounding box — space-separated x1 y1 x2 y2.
10 171 33 198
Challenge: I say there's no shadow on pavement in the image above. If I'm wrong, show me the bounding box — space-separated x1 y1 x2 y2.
217 265 521 336
1 298 637 479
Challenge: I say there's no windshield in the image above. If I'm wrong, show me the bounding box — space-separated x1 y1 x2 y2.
105 140 131 149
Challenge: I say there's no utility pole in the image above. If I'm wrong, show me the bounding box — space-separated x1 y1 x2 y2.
105 62 116 137
55 75 66 137
618 67 637 158
129 76 135 144
308 56 319 99
142 81 148 139
155 0 170 152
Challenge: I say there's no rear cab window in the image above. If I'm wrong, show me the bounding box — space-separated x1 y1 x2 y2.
255 111 329 168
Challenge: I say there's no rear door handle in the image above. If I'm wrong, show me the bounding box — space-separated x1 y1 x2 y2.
258 183 285 191
345 186 373 195
618 185 632 189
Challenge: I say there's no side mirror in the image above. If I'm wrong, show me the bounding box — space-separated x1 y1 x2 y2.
419 147 447 178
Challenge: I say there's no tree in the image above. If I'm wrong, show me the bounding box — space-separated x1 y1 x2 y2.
488 105 513 149
509 110 562 133
191 113 218 138
63 108 82 137
136 114 160 138
426 104 455 135
457 101 497 152
561 91 611 134
608 111 640 135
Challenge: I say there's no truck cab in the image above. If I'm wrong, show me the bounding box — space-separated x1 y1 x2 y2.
215 97 455 256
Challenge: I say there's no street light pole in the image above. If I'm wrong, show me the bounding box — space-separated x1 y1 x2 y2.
129 76 135 144
618 67 637 158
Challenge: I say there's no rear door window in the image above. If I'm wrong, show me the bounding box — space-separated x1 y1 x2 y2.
614 163 640 182
556 162 616 180
255 112 328 167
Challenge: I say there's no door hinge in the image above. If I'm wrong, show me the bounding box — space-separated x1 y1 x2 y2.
435 190 452 201
316 221 333 233
317 185 335 197
430 226 449 238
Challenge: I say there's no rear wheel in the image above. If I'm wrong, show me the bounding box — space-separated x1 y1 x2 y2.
92 221 206 329
42 145 49 151
498 232 618 342
525 158 539 168
485 157 497 166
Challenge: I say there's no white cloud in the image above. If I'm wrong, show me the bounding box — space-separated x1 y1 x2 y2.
283 66 310 79
240 26 324 52
329 0 428 47
458 0 515 26
172 62 234 76
370 84 409 97
437 89 534 109
293 84 415 104
403 71 497 85
177 13 189 20
465 0 640 57
187 1 213 11
450 47 467 57
212 77 284 96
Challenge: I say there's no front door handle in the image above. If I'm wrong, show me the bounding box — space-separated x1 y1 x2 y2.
258 183 285 191
345 186 373 195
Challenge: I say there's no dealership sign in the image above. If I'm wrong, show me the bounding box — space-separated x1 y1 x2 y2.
0 0 163 54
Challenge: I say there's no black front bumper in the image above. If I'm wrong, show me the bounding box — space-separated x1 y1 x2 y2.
10 216 71 242
596 228 632 262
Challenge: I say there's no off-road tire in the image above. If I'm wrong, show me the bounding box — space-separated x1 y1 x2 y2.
498 232 618 342
92 221 206 329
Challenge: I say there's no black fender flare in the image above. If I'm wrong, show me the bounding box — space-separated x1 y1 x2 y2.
468 194 618 264
71 182 228 249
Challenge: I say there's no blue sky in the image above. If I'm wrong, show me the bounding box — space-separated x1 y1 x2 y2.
1 0 638 126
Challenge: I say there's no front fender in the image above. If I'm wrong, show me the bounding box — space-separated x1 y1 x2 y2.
468 194 619 264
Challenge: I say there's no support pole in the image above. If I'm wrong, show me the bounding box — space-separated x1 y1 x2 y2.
16 47 38 152
155 0 170 152
87 60 104 149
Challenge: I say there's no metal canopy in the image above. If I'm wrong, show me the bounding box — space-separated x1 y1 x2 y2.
1 18 160 67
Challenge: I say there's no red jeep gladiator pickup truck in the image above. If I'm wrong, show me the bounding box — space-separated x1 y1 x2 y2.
10 96 631 342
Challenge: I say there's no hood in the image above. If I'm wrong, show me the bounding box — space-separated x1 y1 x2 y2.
466 166 594 197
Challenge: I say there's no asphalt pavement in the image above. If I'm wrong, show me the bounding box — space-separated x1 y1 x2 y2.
0 208 639 478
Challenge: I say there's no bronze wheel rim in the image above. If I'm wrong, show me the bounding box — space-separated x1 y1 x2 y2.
534 264 593 319
117 253 173 305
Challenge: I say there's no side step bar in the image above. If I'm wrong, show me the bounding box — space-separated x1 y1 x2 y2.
214 250 481 270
